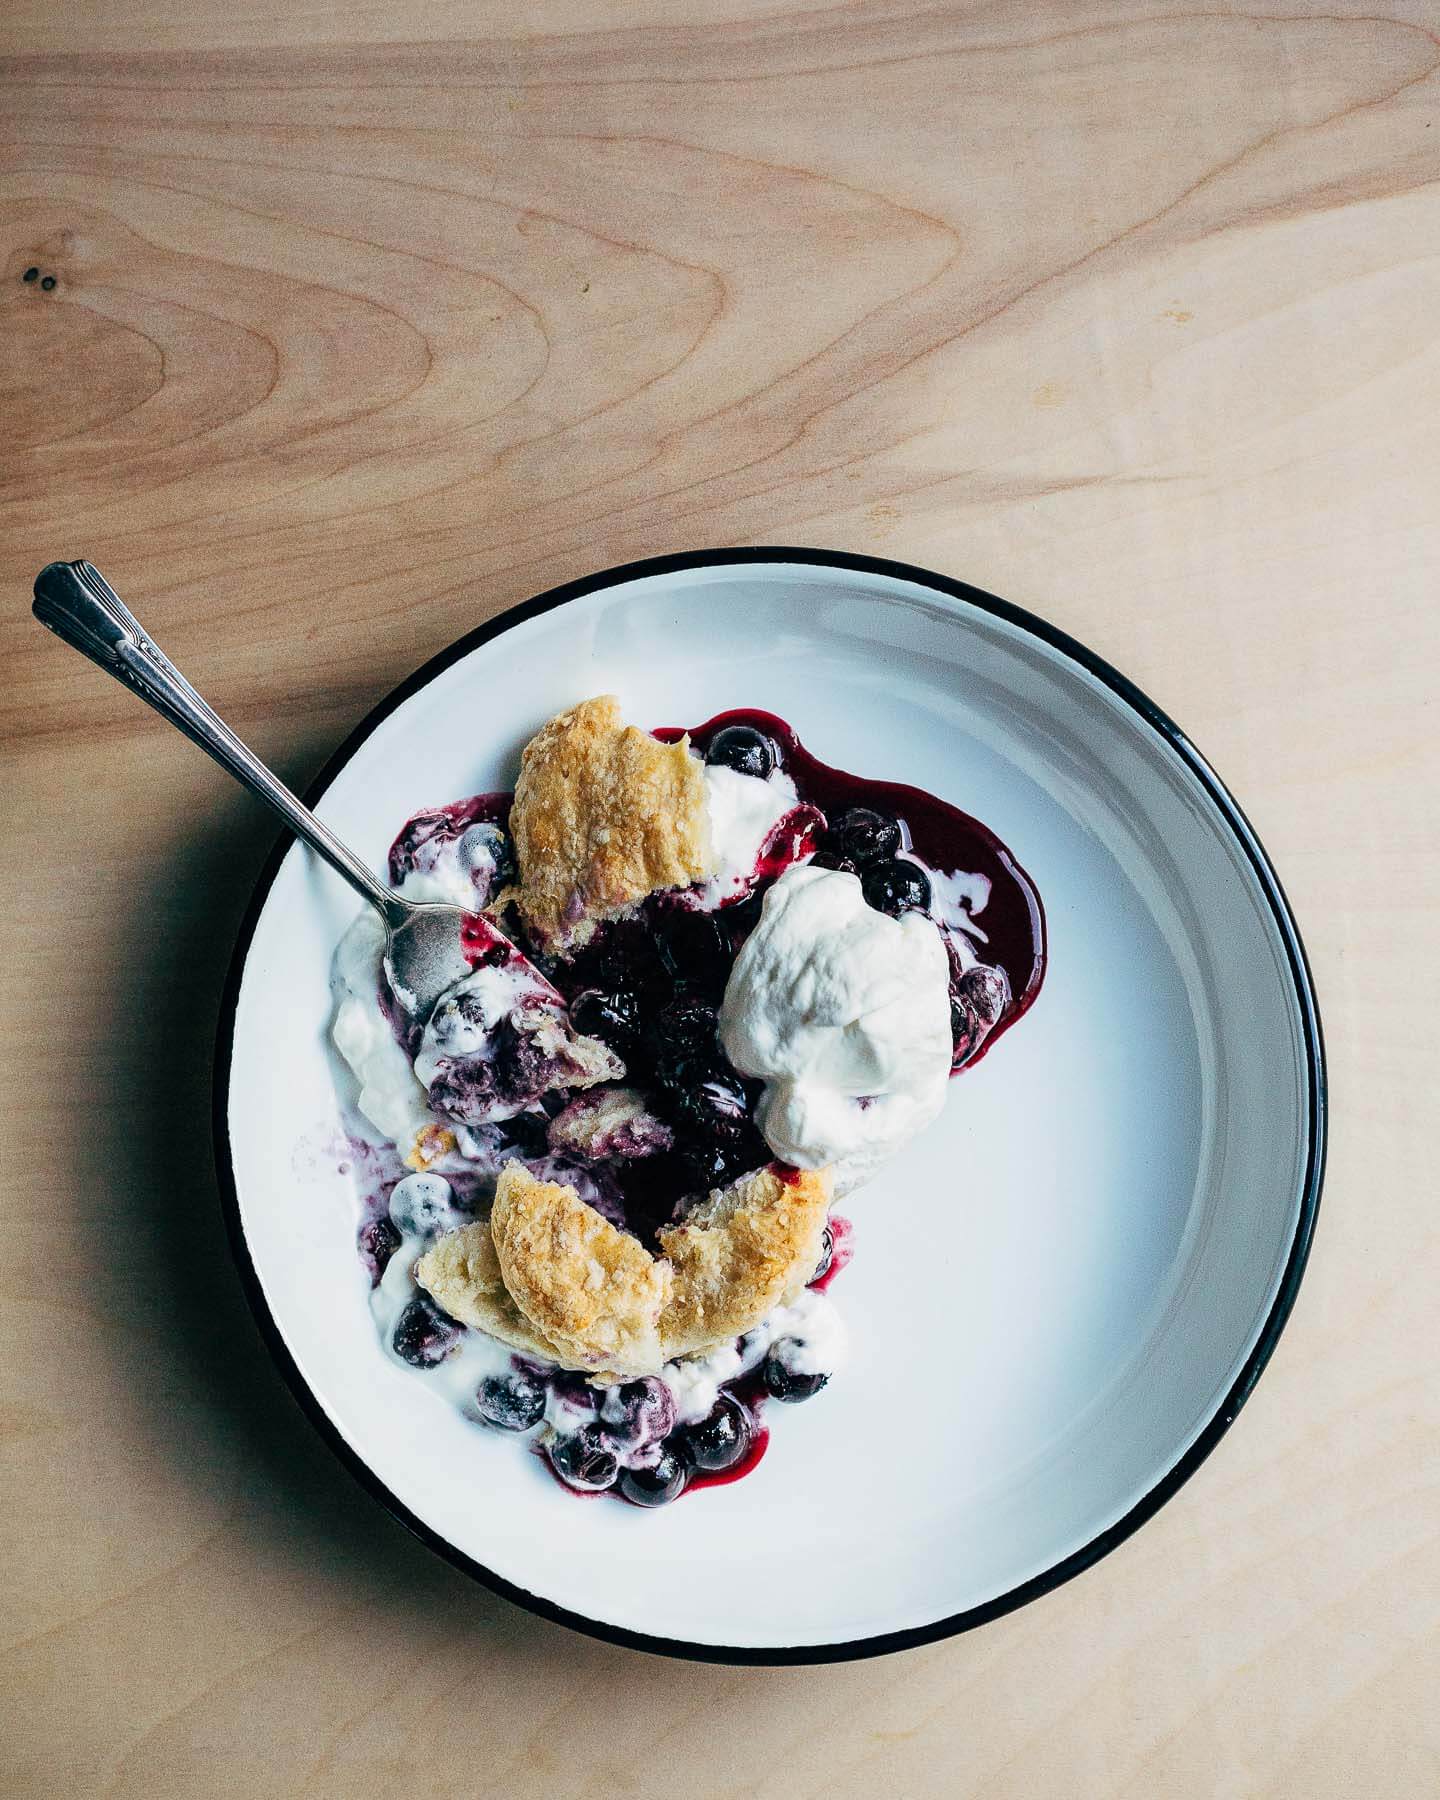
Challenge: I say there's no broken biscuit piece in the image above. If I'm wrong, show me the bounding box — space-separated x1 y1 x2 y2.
489 1161 673 1374
508 695 713 952
413 1219 569 1364
659 1165 832 1361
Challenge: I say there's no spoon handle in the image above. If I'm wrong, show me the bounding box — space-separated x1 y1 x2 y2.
33 559 399 922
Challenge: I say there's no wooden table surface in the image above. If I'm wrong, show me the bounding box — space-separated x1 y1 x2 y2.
4 2 1438 1794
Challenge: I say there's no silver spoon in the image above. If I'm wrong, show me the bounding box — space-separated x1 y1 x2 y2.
32 559 477 1017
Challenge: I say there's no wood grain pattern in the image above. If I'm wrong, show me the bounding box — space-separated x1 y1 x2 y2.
3 2 1438 1795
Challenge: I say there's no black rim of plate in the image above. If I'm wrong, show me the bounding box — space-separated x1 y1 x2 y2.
213 546 1327 1666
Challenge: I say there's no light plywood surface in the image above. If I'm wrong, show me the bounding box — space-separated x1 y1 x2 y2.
2 2 1437 1795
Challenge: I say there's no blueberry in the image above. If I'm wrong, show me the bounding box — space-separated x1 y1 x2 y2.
808 848 858 875
705 725 776 780
547 1423 619 1491
392 1296 462 1368
763 1349 829 1402
457 822 515 901
960 963 1011 1027
545 1371 602 1434
570 987 641 1055
387 810 447 882
649 1001 720 1077
670 1069 749 1135
718 886 765 945
652 910 731 996
828 807 902 866
810 1224 834 1286
358 1216 402 1286
550 1370 599 1410
388 1173 456 1238
601 1377 676 1450
861 858 932 916
679 1134 755 1192
950 993 980 1062
681 1395 753 1473
594 921 657 990
477 1367 548 1431
619 1449 687 1507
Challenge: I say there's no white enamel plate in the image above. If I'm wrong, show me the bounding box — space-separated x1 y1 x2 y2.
217 550 1324 1662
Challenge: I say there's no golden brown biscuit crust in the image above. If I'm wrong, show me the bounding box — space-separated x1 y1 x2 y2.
413 1219 568 1362
489 1161 672 1373
508 696 713 952
413 1162 833 1379
403 1124 458 1171
658 1165 832 1359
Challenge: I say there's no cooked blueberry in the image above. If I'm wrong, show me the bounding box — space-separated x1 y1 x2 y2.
549 1370 601 1415
719 886 766 946
810 1224 834 1286
861 858 932 916
705 725 776 780
652 910 731 995
477 1367 548 1431
457 822 515 900
392 1296 462 1368
593 920 659 989
808 848 858 875
547 1423 619 1491
358 1216 402 1286
601 1377 676 1450
387 808 451 882
763 1350 829 1402
681 1395 753 1472
950 994 980 1061
388 1173 456 1238
619 1449 687 1507
570 987 642 1055
670 1069 749 1134
959 963 1012 1027
649 1000 720 1076
679 1135 754 1192
829 807 902 866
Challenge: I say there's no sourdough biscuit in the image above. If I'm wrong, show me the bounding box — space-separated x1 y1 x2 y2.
658 1165 832 1360
508 696 713 952
489 1161 672 1374
413 1220 568 1363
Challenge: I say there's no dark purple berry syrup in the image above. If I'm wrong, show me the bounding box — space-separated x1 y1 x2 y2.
372 711 1046 1502
387 792 512 886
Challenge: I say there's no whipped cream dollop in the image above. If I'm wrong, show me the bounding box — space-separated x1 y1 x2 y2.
719 864 953 1193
